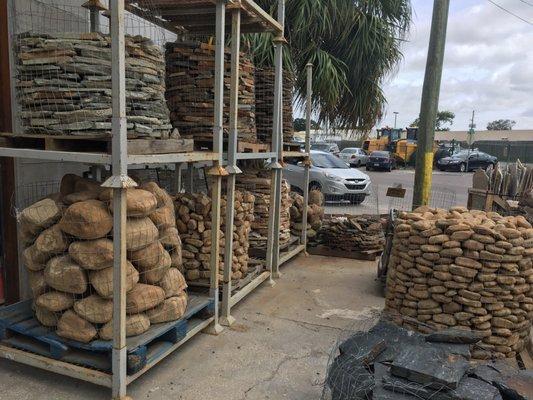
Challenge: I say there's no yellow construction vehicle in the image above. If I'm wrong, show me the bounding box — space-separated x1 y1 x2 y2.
393 127 419 165
362 127 402 153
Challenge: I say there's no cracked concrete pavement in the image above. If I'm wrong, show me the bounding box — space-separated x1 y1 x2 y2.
0 254 384 400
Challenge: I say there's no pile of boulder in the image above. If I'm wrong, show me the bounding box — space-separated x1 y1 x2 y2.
19 174 187 343
326 318 532 400
236 169 291 250
165 40 256 143
174 190 255 284
385 206 533 359
15 32 173 138
289 190 324 240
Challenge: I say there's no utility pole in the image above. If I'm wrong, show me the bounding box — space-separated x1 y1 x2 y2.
412 0 450 209
393 111 399 129
465 110 475 172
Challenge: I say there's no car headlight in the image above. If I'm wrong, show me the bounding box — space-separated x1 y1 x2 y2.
324 173 344 182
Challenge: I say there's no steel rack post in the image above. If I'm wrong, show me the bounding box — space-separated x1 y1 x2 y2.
300 63 313 248
220 7 242 327
102 1 138 398
204 0 226 336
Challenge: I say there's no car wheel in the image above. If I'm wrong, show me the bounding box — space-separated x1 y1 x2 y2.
460 163 466 173
366 166 371 171
309 182 321 192
349 194 365 205
357 160 362 167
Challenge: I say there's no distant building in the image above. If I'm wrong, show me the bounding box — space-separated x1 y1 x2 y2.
434 130 533 142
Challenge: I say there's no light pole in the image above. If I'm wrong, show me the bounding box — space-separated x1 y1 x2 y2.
393 111 399 129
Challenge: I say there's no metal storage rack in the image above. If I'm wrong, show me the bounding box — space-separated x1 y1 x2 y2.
0 1 301 399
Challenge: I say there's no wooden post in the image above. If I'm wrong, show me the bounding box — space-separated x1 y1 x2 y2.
102 1 137 398
412 0 450 208
220 8 242 327
301 63 312 248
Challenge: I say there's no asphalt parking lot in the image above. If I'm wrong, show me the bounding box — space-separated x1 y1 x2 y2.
324 167 472 215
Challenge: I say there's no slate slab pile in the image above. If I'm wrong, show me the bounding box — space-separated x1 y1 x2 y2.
235 169 291 249
165 40 256 143
174 190 255 284
325 318 533 400
316 214 385 252
15 32 173 138
19 174 187 343
254 66 294 143
384 206 533 360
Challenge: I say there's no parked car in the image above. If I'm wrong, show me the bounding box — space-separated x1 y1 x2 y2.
366 151 397 172
339 147 368 167
311 142 340 156
437 150 497 172
283 150 371 204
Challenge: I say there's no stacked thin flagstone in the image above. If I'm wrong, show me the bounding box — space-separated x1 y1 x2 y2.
254 66 294 143
317 215 385 252
165 40 256 143
15 32 173 138
19 174 187 344
385 206 533 359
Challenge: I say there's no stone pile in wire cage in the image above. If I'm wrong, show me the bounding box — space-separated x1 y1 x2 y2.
165 40 257 144
254 66 294 143
14 32 174 139
174 190 255 285
19 174 187 343
384 206 533 359
236 168 291 250
316 214 385 253
289 190 324 241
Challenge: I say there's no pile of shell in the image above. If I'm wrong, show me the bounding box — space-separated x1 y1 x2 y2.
317 215 385 252
254 66 294 143
165 40 256 143
236 169 291 250
174 191 255 284
15 32 173 138
289 190 324 240
19 174 187 343
385 206 533 359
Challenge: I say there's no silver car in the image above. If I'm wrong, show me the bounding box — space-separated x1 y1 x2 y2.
339 147 368 167
283 150 372 204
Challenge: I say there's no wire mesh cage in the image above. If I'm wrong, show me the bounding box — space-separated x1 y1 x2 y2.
10 0 176 139
17 172 188 343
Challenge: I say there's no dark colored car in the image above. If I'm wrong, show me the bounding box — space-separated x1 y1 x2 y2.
437 150 497 172
366 151 397 172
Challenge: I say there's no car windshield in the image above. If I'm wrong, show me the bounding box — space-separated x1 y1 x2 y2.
371 151 389 157
311 143 330 151
340 148 357 153
451 150 475 158
311 153 347 169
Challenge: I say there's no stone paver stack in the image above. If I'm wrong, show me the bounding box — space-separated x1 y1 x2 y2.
385 206 533 359
16 32 173 138
19 175 187 343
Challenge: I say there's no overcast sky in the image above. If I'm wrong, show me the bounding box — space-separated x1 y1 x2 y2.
382 0 533 131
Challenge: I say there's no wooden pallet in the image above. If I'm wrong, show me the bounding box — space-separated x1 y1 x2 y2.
193 138 271 153
307 244 383 261
188 264 262 294
248 235 300 259
283 142 303 152
0 132 194 155
0 295 214 375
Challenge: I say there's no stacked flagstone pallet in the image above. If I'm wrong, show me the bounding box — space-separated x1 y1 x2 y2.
15 32 174 138
289 190 324 240
385 206 533 359
165 40 257 143
254 66 294 143
174 191 255 284
19 174 187 343
317 215 385 253
236 169 291 250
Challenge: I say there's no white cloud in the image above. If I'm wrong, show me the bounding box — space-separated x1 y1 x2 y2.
382 0 533 131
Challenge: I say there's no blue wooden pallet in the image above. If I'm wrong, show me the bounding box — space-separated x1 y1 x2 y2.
0 294 214 375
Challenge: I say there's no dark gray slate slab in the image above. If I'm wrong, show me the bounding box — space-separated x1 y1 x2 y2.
338 333 387 365
327 354 374 400
426 329 483 345
373 363 418 400
390 345 470 389
451 377 502 400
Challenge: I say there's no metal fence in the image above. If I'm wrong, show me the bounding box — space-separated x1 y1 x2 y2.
474 140 533 164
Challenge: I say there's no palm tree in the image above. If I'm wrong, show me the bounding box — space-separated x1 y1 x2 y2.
247 0 411 131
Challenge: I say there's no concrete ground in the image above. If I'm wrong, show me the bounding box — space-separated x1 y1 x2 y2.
0 254 384 400
325 168 472 216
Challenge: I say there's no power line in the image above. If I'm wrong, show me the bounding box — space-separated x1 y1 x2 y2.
517 0 533 7
486 0 533 25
